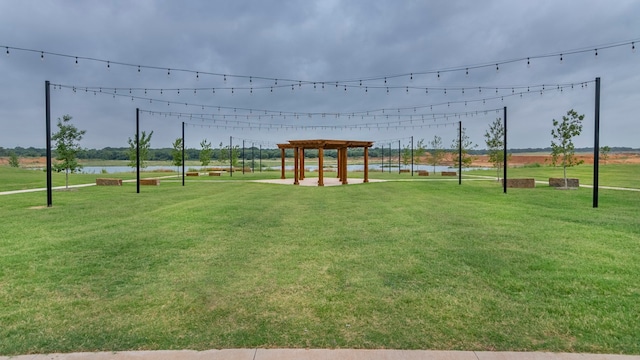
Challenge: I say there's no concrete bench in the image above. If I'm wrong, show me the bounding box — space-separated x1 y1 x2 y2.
549 178 579 188
418 171 429 176
399 169 410 173
96 178 122 186
502 178 535 188
441 171 457 176
186 172 199 176
140 178 160 186
209 172 221 176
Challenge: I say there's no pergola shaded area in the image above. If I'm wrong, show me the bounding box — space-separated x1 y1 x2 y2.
277 139 373 186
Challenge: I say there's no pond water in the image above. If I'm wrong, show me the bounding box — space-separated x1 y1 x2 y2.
73 164 483 174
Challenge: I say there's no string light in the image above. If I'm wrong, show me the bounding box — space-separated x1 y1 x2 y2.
40 51 44 60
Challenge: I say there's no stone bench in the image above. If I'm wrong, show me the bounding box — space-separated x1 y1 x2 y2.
399 169 410 173
140 178 160 186
502 178 535 188
186 172 199 176
96 178 122 186
209 172 221 176
441 171 457 176
549 178 579 188
418 171 429 176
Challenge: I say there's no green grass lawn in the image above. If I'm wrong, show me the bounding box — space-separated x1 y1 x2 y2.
1 167 639 355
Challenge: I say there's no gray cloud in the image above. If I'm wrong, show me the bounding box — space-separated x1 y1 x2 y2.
1 0 638 150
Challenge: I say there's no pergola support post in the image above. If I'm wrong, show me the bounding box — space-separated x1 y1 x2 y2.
294 146 300 185
318 148 324 186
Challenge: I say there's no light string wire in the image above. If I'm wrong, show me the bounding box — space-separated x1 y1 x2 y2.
3 37 637 85
141 108 501 131
52 79 593 119
52 80 593 95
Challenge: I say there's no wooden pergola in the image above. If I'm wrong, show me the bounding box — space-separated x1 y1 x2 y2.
277 139 373 186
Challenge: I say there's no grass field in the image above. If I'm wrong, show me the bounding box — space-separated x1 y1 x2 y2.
1 165 639 355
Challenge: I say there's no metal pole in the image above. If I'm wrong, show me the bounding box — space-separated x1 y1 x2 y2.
381 145 384 172
251 143 255 173
503 106 508 194
229 136 233 177
411 135 414 176
242 140 245 174
593 77 601 208
45 81 52 207
458 121 462 185
136 108 140 194
259 145 262 172
398 140 401 174
388 143 391 173
181 121 185 186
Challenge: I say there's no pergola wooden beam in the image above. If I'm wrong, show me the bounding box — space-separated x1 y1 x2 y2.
277 139 373 186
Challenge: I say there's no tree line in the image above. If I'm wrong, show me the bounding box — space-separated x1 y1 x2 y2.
3 145 633 160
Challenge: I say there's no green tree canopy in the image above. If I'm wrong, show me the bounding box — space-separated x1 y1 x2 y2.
128 130 153 169
551 109 585 188
52 114 86 188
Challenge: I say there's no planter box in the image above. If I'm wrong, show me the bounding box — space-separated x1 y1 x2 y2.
96 178 122 186
441 171 457 176
549 178 579 188
502 178 535 188
140 178 160 186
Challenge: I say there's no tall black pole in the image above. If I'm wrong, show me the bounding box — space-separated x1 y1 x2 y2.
593 77 601 208
259 145 262 172
242 140 245 174
388 143 391 173
381 145 384 172
458 121 462 185
251 143 255 173
181 121 185 186
411 135 414 176
136 108 140 194
229 136 233 177
45 81 52 207
398 140 401 174
503 106 508 194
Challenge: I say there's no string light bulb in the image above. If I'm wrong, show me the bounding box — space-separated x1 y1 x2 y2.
633 42 636 53
107 61 110 70
75 57 78 66
40 51 44 61
527 57 530 68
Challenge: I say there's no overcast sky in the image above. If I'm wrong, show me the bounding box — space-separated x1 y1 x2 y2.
1 0 639 150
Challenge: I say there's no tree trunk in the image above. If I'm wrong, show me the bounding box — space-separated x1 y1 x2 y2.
563 165 567 188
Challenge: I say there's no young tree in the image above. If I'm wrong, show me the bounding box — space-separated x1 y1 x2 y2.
414 139 425 165
401 144 411 166
600 145 611 165
218 142 228 164
230 145 240 168
451 127 477 168
8 151 20 167
551 109 585 188
427 135 445 173
127 130 154 169
52 114 86 189
199 139 213 167
171 137 184 173
484 117 506 181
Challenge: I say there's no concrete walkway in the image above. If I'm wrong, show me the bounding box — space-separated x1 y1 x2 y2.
2 349 639 360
